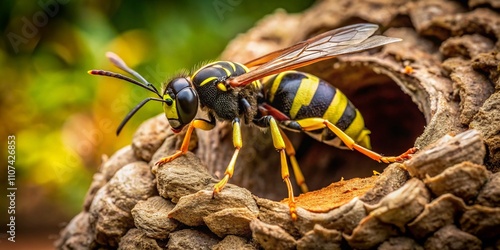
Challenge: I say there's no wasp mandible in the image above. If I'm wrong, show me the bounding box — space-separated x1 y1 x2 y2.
89 23 417 220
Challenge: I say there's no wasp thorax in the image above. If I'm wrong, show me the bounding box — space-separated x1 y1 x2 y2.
162 77 198 131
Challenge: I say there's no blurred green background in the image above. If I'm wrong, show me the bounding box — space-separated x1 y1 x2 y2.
0 0 313 247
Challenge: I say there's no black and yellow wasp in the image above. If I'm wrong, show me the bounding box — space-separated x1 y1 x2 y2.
90 23 417 220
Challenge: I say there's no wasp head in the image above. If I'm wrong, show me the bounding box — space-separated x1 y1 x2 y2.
162 77 198 132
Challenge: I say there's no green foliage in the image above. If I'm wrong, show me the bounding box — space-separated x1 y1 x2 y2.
0 0 313 218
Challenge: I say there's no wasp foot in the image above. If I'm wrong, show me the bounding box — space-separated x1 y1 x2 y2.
154 150 185 166
380 147 419 163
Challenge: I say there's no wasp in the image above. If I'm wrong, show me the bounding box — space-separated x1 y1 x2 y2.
89 23 417 220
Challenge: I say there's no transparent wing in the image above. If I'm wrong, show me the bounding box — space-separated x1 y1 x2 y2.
229 23 401 87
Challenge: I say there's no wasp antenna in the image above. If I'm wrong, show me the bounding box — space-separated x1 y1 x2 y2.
116 97 167 135
88 69 162 98
105 52 161 96
105 52 146 82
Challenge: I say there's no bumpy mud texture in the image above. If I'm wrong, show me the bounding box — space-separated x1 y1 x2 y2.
57 0 500 249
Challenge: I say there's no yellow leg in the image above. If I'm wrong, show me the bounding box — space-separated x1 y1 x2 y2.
297 118 417 163
267 117 297 220
155 119 215 166
212 118 243 196
279 127 309 193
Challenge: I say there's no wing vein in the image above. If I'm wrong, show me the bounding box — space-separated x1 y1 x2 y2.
230 23 401 87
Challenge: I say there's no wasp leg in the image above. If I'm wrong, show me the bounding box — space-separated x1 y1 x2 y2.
240 97 252 125
258 116 298 220
155 117 216 166
296 118 417 163
278 127 309 193
213 118 242 197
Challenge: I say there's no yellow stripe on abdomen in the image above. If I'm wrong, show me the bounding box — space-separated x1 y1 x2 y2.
344 109 365 138
289 76 319 119
267 72 287 103
322 89 348 125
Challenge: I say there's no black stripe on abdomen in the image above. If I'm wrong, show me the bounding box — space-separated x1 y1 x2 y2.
335 101 357 131
267 73 305 116
295 80 336 120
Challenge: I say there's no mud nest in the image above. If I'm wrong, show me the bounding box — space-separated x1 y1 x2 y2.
57 0 500 249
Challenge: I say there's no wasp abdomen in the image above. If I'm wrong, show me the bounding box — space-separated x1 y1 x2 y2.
263 71 371 149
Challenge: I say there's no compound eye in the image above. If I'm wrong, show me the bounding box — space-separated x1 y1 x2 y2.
169 77 191 94
176 88 198 124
